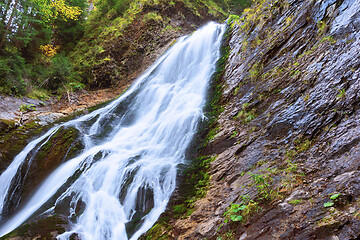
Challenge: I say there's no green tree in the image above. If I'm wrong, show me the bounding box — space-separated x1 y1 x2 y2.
0 0 87 95
52 0 88 52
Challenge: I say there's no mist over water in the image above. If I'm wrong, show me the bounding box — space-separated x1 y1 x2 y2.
0 22 226 239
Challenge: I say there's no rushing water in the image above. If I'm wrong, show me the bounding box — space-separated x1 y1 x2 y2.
0 22 225 239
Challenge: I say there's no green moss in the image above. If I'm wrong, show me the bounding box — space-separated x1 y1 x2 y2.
35 126 81 173
227 14 240 25
27 88 51 101
205 26 231 122
0 119 17 135
217 230 236 240
0 120 47 172
295 138 311 153
285 16 293 26
234 103 257 124
336 88 346 99
12 125 83 203
289 199 302 205
143 12 163 24
140 222 172 240
262 66 284 80
203 125 220 144
320 36 336 44
162 24 182 32
0 215 66 240
285 138 312 160
317 20 328 36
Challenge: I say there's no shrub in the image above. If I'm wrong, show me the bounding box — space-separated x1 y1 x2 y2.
224 195 260 223
40 54 74 91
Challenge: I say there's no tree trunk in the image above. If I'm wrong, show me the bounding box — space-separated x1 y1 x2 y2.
1 0 12 23
0 0 19 51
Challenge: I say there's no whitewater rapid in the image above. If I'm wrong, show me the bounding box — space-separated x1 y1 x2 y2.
0 22 226 239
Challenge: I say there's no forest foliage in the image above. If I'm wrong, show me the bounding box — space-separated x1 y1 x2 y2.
0 0 251 98
0 0 87 97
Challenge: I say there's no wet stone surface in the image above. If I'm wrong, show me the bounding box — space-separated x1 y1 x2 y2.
171 0 360 239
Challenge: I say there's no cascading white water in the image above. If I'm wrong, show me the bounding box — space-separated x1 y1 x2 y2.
0 22 225 239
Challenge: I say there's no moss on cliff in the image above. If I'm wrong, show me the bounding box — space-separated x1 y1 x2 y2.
0 215 67 240
0 120 46 175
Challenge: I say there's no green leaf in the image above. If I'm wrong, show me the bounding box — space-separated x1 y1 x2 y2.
230 215 243 221
323 201 334 208
330 193 340 200
237 205 247 211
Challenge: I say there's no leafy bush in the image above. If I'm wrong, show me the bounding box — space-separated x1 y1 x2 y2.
40 54 74 91
224 195 260 223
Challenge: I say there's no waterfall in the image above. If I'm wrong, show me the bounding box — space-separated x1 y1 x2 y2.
0 22 226 239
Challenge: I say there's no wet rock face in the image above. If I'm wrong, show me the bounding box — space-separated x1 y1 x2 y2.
173 0 360 239
1 126 83 220
331 0 360 35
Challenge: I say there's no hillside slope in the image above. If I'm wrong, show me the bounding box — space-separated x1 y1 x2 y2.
0 0 230 133
69 0 230 89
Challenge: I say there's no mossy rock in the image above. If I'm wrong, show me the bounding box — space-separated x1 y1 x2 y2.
21 126 83 204
0 119 17 135
0 215 67 240
0 120 46 175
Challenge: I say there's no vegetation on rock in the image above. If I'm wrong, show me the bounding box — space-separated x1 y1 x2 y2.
0 0 251 238
161 0 360 239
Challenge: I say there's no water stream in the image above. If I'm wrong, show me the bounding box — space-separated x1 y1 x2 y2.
0 22 225 239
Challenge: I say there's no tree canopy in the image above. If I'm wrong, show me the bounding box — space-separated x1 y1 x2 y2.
0 0 252 97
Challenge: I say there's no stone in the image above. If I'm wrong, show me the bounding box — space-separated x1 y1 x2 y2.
170 0 360 239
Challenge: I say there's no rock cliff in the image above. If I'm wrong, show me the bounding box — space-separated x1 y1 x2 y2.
167 0 360 239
